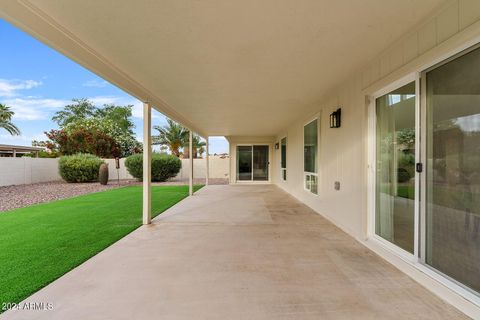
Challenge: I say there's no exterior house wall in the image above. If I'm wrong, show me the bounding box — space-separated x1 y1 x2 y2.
227 136 275 184
271 1 480 318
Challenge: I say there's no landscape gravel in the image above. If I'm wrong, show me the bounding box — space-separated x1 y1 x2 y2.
0 178 227 212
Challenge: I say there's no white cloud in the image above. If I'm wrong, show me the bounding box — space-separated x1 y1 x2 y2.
131 100 145 118
88 95 123 106
82 79 108 88
0 79 42 97
5 97 69 121
0 132 47 146
4 90 160 122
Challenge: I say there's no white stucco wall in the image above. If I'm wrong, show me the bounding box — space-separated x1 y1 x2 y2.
268 1 480 317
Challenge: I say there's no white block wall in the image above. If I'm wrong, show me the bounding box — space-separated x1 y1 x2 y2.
103 157 229 181
0 158 60 187
0 156 230 187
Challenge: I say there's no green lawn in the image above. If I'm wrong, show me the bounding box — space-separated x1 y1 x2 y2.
0 185 202 308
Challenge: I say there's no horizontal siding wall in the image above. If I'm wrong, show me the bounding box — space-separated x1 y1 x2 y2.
272 0 480 317
362 0 480 90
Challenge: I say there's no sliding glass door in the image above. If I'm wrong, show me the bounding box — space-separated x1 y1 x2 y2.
372 43 480 298
424 46 480 293
236 145 269 182
375 82 416 254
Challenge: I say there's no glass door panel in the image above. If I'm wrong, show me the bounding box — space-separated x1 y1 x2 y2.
425 46 480 292
375 81 416 254
237 146 252 181
253 145 269 181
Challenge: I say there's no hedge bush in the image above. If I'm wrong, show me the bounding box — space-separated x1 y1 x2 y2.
59 153 104 183
125 153 181 182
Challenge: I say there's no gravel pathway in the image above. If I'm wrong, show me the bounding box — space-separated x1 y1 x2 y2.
0 178 228 212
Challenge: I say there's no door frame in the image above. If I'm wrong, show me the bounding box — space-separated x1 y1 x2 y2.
280 136 287 182
303 113 321 195
235 143 272 184
367 72 420 263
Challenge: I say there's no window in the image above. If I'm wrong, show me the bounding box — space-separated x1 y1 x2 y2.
280 137 287 181
304 119 318 194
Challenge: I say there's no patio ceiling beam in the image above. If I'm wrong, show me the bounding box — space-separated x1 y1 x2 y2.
143 102 152 225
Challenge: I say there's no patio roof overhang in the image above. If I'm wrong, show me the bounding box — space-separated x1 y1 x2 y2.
0 0 446 137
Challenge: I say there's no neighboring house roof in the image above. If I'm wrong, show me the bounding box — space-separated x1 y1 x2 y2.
0 144 44 153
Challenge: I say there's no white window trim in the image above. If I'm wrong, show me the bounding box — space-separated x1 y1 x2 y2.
303 114 320 195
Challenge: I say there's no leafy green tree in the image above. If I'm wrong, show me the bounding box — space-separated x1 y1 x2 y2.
153 119 188 157
49 99 141 157
52 98 96 127
95 104 135 133
0 103 20 135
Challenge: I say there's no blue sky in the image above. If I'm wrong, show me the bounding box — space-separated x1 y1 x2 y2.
0 19 228 154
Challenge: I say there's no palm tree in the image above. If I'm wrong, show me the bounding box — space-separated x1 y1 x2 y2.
0 104 20 135
152 118 188 157
183 133 206 158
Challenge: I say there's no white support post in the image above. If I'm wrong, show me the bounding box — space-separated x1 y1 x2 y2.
205 137 209 186
143 102 152 225
189 130 193 196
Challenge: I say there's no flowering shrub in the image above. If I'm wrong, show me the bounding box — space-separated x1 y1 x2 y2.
63 119 142 157
45 127 120 158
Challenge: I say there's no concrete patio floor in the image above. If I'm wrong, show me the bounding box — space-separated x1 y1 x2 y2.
1 185 468 320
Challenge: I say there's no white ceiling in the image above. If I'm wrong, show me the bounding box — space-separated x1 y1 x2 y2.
1 0 446 136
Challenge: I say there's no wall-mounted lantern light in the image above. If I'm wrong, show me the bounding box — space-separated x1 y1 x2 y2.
275 142 280 149
329 108 342 128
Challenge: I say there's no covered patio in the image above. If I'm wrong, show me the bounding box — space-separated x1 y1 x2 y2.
1 185 466 319
2 0 480 318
